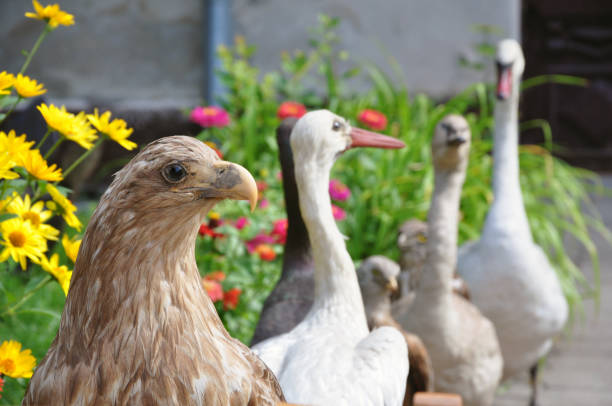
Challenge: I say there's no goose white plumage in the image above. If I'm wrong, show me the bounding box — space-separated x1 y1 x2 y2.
252 110 409 405
457 39 568 402
395 115 503 406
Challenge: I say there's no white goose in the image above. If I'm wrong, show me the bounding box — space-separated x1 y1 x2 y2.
252 110 409 405
457 39 568 405
395 115 503 406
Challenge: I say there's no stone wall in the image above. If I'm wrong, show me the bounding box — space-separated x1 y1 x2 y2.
1 0 519 107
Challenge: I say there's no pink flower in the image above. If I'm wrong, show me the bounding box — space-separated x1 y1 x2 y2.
256 180 268 193
357 109 387 131
202 279 224 302
277 101 307 119
234 216 249 230
223 287 242 310
258 198 270 209
246 233 277 253
271 218 288 244
276 171 283 180
329 179 351 201
190 106 230 128
332 204 346 221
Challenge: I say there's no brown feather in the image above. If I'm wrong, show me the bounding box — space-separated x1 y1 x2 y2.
23 136 284 405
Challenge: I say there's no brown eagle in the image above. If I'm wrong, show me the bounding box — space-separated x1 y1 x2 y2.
23 136 285 405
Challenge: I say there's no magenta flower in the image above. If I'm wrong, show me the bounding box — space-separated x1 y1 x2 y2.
259 198 270 209
190 106 230 128
234 216 249 230
329 179 351 201
271 218 288 244
332 204 346 221
246 233 277 253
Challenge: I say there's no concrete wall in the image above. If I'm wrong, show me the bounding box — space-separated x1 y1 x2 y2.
0 0 520 107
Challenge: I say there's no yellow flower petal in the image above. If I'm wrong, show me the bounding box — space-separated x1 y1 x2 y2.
45 184 82 231
0 217 47 270
18 148 63 182
0 340 36 379
40 253 72 296
87 108 137 151
0 71 14 94
37 104 98 150
25 0 74 28
13 74 46 98
61 233 81 263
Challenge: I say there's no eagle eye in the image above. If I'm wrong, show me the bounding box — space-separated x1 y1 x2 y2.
162 163 187 183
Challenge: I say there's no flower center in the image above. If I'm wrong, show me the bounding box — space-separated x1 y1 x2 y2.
202 107 218 116
8 231 26 248
0 358 15 374
22 212 41 227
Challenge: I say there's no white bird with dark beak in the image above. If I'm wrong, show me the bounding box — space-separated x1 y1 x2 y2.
252 110 409 405
457 39 568 406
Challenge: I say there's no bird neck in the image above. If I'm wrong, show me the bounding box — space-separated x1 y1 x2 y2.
60 204 227 350
279 144 313 277
362 288 394 329
419 167 465 294
295 161 367 322
483 94 532 240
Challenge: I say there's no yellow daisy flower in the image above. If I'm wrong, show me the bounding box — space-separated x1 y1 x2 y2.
70 111 98 150
17 148 63 182
0 217 47 270
0 71 14 95
0 130 34 159
87 108 137 151
5 193 59 242
45 184 82 231
40 253 73 296
12 74 46 98
0 340 36 379
0 152 19 180
61 234 81 263
25 0 74 28
37 104 98 150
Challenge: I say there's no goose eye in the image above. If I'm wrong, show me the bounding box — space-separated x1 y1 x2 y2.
162 163 187 183
332 120 343 131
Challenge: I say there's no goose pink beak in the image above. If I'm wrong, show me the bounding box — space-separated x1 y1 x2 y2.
349 127 405 149
496 65 512 100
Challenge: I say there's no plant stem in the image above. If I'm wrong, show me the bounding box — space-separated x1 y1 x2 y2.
0 95 22 124
20 25 51 75
0 275 52 318
44 137 64 159
62 137 104 179
36 128 52 150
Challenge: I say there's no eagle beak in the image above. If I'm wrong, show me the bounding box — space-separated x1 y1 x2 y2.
212 161 258 211
386 277 399 294
349 127 405 149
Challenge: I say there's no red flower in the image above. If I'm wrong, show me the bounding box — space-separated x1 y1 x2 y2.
0 376 3 399
205 271 226 282
277 101 306 119
234 216 249 230
256 180 268 193
190 106 230 128
332 204 346 221
255 244 276 261
271 218 288 244
223 288 242 310
357 109 387 131
246 233 277 252
199 223 224 238
329 179 351 201
202 279 224 302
